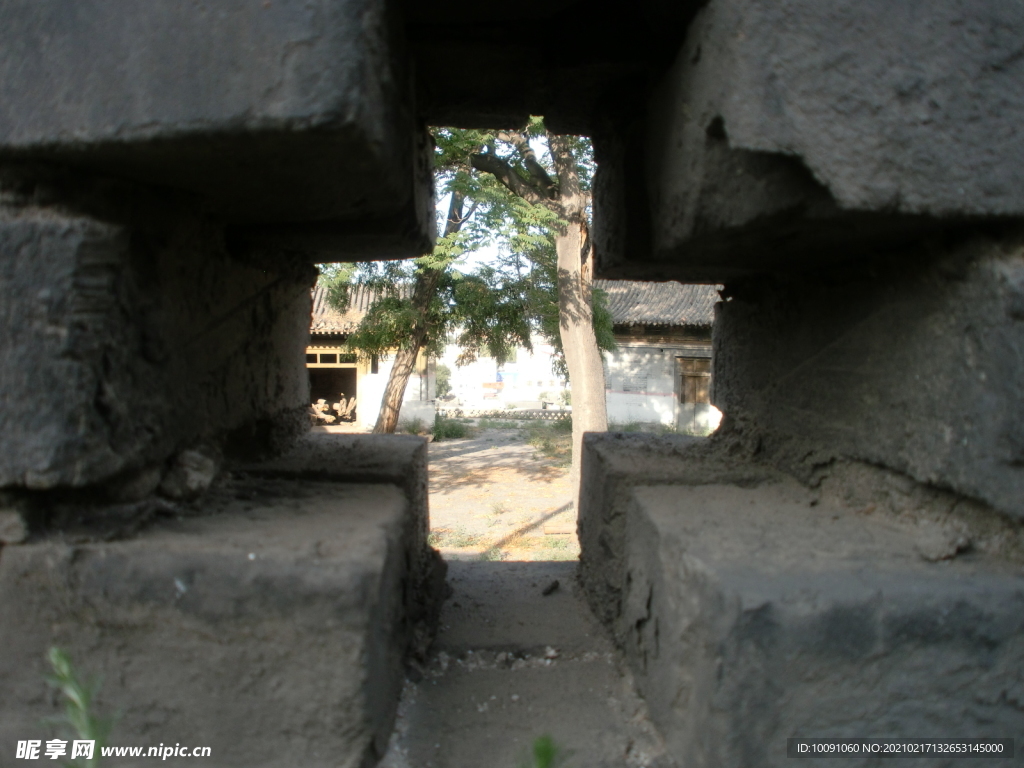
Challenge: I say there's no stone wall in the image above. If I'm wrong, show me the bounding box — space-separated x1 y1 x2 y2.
714 227 1024 520
0 173 314 493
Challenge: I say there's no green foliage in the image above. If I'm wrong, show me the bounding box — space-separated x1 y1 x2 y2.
520 735 568 768
432 414 470 440
435 363 452 397
46 647 112 767
551 416 573 434
398 417 427 435
319 120 615 380
525 420 572 465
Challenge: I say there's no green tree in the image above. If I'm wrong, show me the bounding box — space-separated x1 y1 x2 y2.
435 363 452 398
323 122 614 479
470 120 611 495
322 128 533 433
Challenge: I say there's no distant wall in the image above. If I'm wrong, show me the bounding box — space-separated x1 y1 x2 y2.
605 342 719 431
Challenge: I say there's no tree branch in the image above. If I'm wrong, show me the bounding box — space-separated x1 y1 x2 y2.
496 130 557 196
471 152 558 210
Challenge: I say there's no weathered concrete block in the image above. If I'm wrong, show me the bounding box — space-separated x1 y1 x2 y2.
596 0 1024 280
0 478 430 768
0 196 313 490
618 481 1024 768
0 0 433 259
714 230 1024 519
236 433 435 586
579 433 776 626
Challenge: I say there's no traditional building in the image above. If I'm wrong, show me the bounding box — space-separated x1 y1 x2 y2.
597 280 721 433
308 284 435 430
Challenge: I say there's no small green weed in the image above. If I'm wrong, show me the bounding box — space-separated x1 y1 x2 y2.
549 416 572 434
46 647 113 767
432 415 471 440
520 734 569 768
491 501 512 515
398 417 427 435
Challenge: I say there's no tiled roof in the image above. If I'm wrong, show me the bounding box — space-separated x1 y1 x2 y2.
594 280 720 327
312 280 720 333
310 284 401 335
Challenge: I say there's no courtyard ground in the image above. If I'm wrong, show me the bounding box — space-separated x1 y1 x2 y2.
426 423 578 562
377 421 675 767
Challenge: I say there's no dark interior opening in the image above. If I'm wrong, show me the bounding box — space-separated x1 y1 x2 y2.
309 368 357 405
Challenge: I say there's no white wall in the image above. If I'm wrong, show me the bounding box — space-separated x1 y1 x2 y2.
439 336 723 432
355 354 435 429
605 343 722 431
439 335 568 409
604 345 680 426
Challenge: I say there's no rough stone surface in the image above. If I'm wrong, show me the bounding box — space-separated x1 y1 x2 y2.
0 510 27 544
159 449 221 500
0 478 433 768
0 190 313 491
579 433 778 627
714 229 1024 519
596 0 1024 280
236 433 436 595
380 561 676 768
616 481 1024 768
0 0 433 259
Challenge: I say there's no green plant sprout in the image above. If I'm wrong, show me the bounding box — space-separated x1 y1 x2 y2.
520 734 569 768
46 647 113 768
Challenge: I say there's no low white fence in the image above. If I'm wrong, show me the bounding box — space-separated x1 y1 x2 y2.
437 407 571 422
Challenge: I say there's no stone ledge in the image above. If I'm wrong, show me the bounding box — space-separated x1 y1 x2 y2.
596 0 1024 280
0 0 432 258
578 432 776 627
617 481 1024 768
0 480 429 768
0 199 312 491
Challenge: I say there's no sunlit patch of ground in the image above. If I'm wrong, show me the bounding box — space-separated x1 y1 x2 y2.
428 426 577 561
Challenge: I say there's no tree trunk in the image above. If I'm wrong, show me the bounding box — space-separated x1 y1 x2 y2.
549 136 607 504
371 191 464 433
371 265 445 433
372 341 422 434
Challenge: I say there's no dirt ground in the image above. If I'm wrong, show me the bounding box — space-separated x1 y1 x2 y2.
426 426 578 562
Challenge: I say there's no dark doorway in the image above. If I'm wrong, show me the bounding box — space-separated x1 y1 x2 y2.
309 368 357 406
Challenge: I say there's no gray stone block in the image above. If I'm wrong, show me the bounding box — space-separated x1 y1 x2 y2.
597 0 1024 280
236 433 435 591
618 481 1024 768
579 433 776 627
0 481 427 768
0 197 313 491
0 0 433 260
714 229 1024 519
